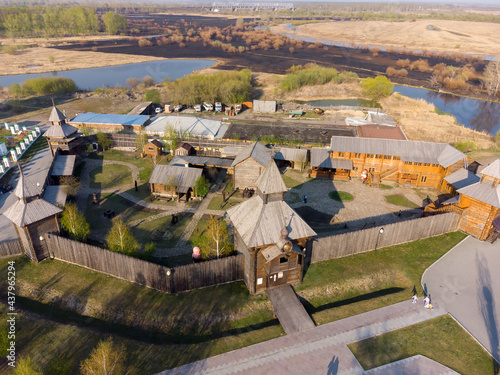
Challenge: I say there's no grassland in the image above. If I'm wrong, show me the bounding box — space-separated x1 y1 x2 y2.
348 315 498 375
276 19 500 56
89 164 132 189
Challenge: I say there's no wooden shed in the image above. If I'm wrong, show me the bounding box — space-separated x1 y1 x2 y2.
144 139 163 156
3 167 62 262
231 142 271 190
175 142 194 156
228 160 316 294
149 164 203 201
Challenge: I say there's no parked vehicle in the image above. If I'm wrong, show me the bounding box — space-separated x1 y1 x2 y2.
155 106 163 114
174 103 183 112
194 104 202 112
235 103 242 114
215 102 222 112
203 102 213 111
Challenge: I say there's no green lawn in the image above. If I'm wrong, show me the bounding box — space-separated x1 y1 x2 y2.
282 174 303 189
380 184 394 190
296 232 467 325
328 191 354 202
89 164 133 189
85 193 156 237
348 315 498 375
0 258 282 374
385 194 419 208
132 214 191 248
207 195 243 211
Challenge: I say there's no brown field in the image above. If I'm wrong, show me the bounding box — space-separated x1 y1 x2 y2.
274 19 500 57
380 92 495 149
0 46 165 76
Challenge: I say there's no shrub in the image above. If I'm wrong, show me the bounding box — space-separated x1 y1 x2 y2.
144 89 160 104
361 76 394 101
280 64 358 92
138 38 152 47
13 76 76 96
454 140 476 152
396 59 410 68
386 67 397 77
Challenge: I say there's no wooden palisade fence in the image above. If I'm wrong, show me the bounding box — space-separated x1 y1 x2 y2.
310 212 460 263
46 234 243 293
0 240 24 259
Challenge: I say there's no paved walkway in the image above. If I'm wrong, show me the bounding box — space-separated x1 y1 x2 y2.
159 301 451 375
266 285 315 334
422 235 500 364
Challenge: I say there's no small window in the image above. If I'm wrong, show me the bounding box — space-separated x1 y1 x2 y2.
421 176 427 182
384 155 391 159
147 146 154 151
280 257 288 264
257 278 263 285
339 152 344 157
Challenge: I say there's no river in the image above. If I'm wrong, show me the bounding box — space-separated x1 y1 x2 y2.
0 59 217 91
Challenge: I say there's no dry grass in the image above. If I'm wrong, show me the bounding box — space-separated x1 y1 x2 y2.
282 81 365 101
275 19 500 56
381 93 495 149
0 46 165 76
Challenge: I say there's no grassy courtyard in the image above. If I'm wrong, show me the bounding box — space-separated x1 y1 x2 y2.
385 194 420 208
132 214 192 248
328 190 354 202
89 164 132 189
348 315 498 375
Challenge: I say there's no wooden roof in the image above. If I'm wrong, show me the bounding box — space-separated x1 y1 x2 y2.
149 164 202 191
330 136 467 168
51 155 76 176
311 148 353 170
480 159 500 180
14 167 41 199
357 124 407 140
42 185 68 208
176 142 193 151
44 122 79 138
169 155 234 168
228 196 316 248
458 182 500 208
231 142 271 167
147 139 163 148
444 168 480 189
255 160 287 195
3 198 62 227
274 147 308 162
48 105 66 122
128 101 153 115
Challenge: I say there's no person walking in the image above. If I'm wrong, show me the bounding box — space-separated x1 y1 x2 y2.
412 294 418 304
423 295 430 308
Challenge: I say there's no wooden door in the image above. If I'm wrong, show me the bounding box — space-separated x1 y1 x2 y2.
268 271 287 288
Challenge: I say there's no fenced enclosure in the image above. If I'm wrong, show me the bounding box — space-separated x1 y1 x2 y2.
46 234 243 293
0 240 23 259
310 212 460 263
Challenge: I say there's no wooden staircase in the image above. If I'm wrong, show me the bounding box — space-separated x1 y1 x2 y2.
423 203 464 216
372 166 400 187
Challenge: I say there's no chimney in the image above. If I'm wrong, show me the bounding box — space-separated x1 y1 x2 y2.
185 163 189 168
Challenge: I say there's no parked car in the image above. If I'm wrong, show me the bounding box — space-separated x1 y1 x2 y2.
155 106 163 114
174 103 183 112
194 104 202 112
215 102 222 112
203 102 213 111
235 103 242 114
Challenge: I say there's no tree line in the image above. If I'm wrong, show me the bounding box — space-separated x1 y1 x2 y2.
280 64 359 92
0 7 127 37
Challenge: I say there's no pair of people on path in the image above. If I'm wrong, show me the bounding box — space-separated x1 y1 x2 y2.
412 294 432 309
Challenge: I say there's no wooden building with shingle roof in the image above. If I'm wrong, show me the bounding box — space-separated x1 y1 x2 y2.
3 166 62 262
149 164 203 201
231 142 271 190
228 160 316 294
44 105 84 156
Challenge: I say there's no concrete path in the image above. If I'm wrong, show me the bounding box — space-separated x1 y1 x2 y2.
266 285 315 334
364 355 459 375
422 235 500 364
159 301 449 375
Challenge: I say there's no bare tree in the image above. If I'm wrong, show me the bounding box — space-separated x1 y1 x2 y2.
483 60 500 97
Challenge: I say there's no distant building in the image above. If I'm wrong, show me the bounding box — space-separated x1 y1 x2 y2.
175 142 194 156
68 112 150 133
274 147 308 170
253 100 276 113
128 102 155 116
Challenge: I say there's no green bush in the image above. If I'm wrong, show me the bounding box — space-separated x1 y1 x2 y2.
454 140 476 152
361 75 394 101
280 64 359 92
12 76 77 97
144 89 161 104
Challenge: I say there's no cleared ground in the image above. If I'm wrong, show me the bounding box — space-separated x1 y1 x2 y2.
275 19 500 56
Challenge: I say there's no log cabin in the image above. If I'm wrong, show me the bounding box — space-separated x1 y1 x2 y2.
43 105 84 157
144 139 163 157
228 160 316 294
231 142 271 190
175 142 194 156
68 113 150 133
149 164 203 201
311 136 478 192
3 166 62 262
451 159 500 241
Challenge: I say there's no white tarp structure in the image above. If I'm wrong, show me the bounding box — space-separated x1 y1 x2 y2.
144 116 228 139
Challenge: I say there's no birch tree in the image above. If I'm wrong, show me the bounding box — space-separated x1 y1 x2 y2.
483 60 500 97
80 338 128 375
106 220 139 256
193 215 233 259
61 203 90 241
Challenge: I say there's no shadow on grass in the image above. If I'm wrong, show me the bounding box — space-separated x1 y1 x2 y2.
298 287 405 315
15 295 280 345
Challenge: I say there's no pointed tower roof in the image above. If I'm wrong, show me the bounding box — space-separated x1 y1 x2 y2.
49 105 66 123
231 142 271 167
44 119 78 138
14 165 41 199
256 160 287 195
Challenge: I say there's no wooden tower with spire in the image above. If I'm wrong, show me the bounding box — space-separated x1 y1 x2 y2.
3 166 62 262
228 159 316 294
44 103 83 156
